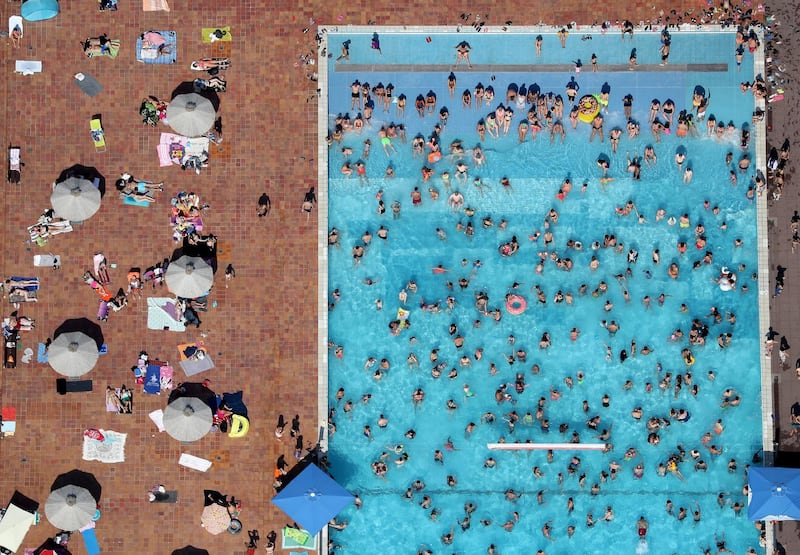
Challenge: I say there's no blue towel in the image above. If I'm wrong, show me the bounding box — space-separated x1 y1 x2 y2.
144 365 161 394
82 527 101 555
123 196 151 207
37 343 48 363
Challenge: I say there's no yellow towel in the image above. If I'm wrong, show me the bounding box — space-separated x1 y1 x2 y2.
202 27 232 43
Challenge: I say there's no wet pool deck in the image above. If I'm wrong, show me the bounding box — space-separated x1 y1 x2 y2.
0 0 796 554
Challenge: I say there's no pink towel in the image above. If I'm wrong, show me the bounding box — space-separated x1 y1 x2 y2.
143 32 167 46
157 144 172 166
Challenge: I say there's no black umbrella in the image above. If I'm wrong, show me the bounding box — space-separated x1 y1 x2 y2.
50 469 101 502
56 165 106 197
53 318 104 351
46 470 102 531
171 81 220 112
164 383 217 442
171 547 209 555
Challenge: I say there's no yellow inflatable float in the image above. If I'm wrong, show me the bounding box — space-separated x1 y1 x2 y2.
577 94 600 124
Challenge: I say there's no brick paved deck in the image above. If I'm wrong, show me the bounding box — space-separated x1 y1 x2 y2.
0 0 793 554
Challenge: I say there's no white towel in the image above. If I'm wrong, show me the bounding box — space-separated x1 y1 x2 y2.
179 453 212 472
149 409 166 432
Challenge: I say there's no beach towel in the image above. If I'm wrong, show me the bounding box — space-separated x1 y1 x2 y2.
0 491 38 554
147 297 186 331
144 365 161 394
74 72 103 96
123 195 151 207
149 409 165 432
157 144 173 167
202 27 231 43
282 528 317 550
105 389 120 412
1 407 16 437
160 365 174 390
142 0 170 11
106 387 131 413
80 523 101 555
82 430 126 463
178 453 212 472
136 30 176 64
37 343 48 363
179 355 215 377
86 39 120 59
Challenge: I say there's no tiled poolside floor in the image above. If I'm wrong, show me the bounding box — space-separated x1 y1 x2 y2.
0 0 794 554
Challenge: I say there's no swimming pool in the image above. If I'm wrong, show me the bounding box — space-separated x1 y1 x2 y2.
323 27 764 554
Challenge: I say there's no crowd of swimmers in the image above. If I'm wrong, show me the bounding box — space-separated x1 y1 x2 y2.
326 15 769 555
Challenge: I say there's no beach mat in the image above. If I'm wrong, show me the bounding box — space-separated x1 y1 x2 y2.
142 0 170 11
179 355 215 377
153 490 178 503
74 73 103 97
202 27 231 43
80 526 101 555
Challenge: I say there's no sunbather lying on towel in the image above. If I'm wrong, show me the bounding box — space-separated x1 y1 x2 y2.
6 314 35 331
5 277 39 291
106 386 123 412
83 34 115 56
140 31 173 58
7 287 38 302
120 190 156 203
116 173 164 194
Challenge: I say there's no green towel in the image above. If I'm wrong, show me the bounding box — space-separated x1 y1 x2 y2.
283 527 309 546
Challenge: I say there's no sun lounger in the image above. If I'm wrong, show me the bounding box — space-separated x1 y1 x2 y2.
9 15 22 40
0 491 39 554
178 453 212 472
90 115 107 152
33 254 61 268
74 73 103 97
14 60 42 76
8 146 22 184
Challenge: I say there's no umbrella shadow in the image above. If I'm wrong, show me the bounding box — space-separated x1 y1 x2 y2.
173 237 218 273
56 164 106 197
50 469 102 502
53 318 104 351
169 382 216 410
172 81 220 112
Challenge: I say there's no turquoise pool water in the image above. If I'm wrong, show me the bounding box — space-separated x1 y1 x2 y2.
325 29 763 554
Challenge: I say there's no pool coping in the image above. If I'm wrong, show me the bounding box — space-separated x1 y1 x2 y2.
317 23 773 554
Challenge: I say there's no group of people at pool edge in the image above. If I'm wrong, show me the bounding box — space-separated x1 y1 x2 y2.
326 15 772 555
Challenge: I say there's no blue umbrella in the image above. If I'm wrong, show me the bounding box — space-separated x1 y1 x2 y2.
272 463 354 535
748 466 800 521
